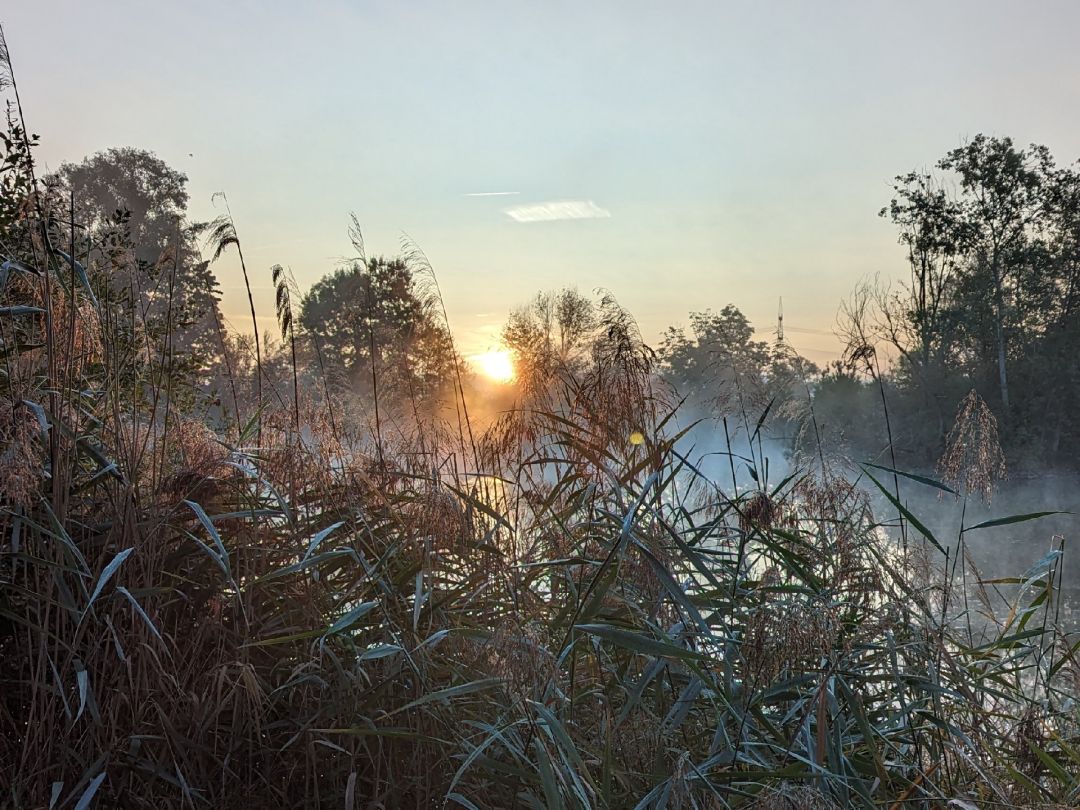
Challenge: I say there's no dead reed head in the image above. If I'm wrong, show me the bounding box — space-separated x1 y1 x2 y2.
938 388 1007 503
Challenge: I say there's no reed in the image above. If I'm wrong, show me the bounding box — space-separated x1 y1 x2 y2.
0 28 1077 809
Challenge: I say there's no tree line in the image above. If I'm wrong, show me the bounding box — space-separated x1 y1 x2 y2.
4 129 1078 475
821 135 1080 473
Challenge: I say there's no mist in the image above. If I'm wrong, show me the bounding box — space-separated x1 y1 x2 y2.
4 8 1080 808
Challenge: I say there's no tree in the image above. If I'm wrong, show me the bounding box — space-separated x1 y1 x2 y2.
655 306 816 490
882 137 1056 417
43 148 223 368
879 172 967 371
502 288 596 385
873 135 1080 468
492 289 659 472
874 173 970 455
298 256 456 404
937 136 1054 414
0 108 37 249
48 148 188 262
660 305 782 417
659 305 817 470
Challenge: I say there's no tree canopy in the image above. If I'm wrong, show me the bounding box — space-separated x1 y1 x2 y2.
659 305 816 436
816 134 1080 470
299 256 456 403
44 147 222 366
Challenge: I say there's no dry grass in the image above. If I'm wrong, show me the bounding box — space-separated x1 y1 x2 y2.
1 43 1078 808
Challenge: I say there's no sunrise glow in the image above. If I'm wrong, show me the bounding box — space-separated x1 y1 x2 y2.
471 349 515 383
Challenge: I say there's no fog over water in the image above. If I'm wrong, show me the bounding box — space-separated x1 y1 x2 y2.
670 413 1077 629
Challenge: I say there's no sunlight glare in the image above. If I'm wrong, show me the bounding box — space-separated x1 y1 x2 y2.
472 349 516 383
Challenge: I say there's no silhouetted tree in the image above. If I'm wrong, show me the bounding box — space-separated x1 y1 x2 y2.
502 287 596 385
298 256 455 404
43 148 222 369
0 109 36 249
938 136 1055 415
660 306 771 415
660 306 814 424
49 148 188 261
847 135 1080 469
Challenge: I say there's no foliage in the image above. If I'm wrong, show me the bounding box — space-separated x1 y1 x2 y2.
658 306 817 469
46 147 189 260
42 147 223 377
0 109 36 246
1 37 1077 806
4 196 1078 810
299 255 457 404
660 305 775 414
870 136 1080 467
503 287 597 382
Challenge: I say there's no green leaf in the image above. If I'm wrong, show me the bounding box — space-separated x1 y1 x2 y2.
302 520 345 561
632 538 708 632
314 726 449 744
326 601 378 636
447 483 514 532
184 500 231 578
575 623 702 661
970 628 1045 651
529 700 593 783
750 397 775 445
447 794 482 810
447 719 526 798
534 737 561 810
53 248 100 310
39 500 90 577
20 399 50 440
864 462 957 495
1020 549 1062 583
1 258 42 279
862 467 946 554
72 772 107 810
75 668 90 722
115 586 163 643
963 511 1066 532
85 548 133 613
386 678 503 717
182 530 231 580
243 627 328 648
1027 741 1074 788
250 548 358 585
359 644 402 661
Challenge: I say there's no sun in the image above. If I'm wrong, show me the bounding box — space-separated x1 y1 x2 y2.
471 349 516 383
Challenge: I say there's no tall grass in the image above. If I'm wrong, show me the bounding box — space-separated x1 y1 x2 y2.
2 32 1079 809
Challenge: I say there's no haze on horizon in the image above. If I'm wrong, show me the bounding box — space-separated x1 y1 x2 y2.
6 0 1080 363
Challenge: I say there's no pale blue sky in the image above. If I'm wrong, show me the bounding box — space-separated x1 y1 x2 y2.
6 1 1080 361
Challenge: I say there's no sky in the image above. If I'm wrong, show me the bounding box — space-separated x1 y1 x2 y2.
5 1 1080 363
